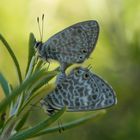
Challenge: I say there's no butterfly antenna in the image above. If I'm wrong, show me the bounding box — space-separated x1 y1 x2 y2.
37 16 42 41
41 14 45 42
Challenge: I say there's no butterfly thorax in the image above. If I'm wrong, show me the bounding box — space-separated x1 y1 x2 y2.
35 41 49 61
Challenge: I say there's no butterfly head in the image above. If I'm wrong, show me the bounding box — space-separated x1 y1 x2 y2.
34 41 47 60
35 41 42 49
34 41 42 55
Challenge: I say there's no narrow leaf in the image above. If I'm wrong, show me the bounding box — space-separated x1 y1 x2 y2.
25 56 36 81
31 70 58 93
32 110 106 137
34 59 44 72
18 85 53 114
15 110 30 131
0 34 22 83
26 33 36 75
0 69 46 112
9 107 66 140
0 73 9 96
0 116 18 140
17 70 57 114
9 93 24 117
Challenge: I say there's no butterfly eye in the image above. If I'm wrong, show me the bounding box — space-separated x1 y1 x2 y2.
35 41 42 48
83 73 89 79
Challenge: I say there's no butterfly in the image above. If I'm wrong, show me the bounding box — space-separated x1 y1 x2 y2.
40 67 117 115
35 16 99 80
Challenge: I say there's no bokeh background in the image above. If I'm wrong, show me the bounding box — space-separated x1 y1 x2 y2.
0 0 140 140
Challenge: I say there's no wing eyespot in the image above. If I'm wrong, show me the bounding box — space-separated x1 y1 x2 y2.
79 55 85 60
83 73 89 80
81 49 87 54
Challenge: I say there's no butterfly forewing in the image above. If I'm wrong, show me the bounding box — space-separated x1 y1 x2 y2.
42 67 117 112
43 20 99 63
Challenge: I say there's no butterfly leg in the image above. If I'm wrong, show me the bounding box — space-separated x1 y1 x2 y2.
58 120 64 133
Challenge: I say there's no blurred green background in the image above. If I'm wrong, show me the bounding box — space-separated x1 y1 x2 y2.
0 0 140 140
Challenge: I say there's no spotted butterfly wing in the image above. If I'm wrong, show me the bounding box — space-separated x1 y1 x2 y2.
35 20 99 72
41 67 117 115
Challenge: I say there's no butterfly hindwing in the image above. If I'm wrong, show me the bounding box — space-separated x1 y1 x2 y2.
42 67 117 112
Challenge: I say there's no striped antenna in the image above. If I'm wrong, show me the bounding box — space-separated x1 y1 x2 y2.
37 14 45 41
41 14 44 41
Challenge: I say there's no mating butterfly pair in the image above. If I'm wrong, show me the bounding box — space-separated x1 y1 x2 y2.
35 18 117 114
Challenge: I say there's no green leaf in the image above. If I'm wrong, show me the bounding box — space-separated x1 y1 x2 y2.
26 33 36 75
25 56 36 81
15 110 30 131
9 107 66 140
0 34 22 84
17 71 57 114
34 59 44 72
32 110 106 137
0 69 46 112
15 56 36 115
17 86 51 115
25 70 57 97
31 70 58 93
0 116 18 140
9 93 24 117
0 73 10 97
